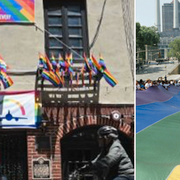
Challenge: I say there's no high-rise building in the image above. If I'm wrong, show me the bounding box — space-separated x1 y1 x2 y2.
158 0 180 58
162 1 180 32
162 3 173 32
156 0 161 33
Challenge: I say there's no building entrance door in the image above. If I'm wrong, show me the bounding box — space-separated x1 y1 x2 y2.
61 125 101 180
0 131 28 180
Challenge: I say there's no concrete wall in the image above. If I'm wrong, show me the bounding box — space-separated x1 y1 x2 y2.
87 0 134 104
0 0 44 90
0 0 134 104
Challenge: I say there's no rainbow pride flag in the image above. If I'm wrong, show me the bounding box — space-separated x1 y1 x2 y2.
65 53 74 73
51 53 57 69
91 55 104 73
0 71 13 89
0 0 35 23
91 55 118 87
83 53 92 84
58 54 66 72
41 69 61 87
38 53 53 71
66 53 73 66
0 54 8 72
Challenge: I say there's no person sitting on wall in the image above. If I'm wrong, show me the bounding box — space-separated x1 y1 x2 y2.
73 126 134 180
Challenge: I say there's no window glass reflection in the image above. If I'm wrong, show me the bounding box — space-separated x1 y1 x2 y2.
69 38 82 47
67 6 81 16
49 27 62 35
48 17 62 25
68 17 82 26
69 28 82 36
49 38 63 47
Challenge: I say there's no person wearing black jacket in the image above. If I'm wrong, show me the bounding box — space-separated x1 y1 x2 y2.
78 125 134 180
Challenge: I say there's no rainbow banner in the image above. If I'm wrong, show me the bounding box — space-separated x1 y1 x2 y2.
0 0 34 23
0 91 41 128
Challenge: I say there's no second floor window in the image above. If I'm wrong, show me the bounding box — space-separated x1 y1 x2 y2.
44 0 89 66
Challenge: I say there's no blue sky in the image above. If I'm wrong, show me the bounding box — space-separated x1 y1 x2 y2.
136 0 171 29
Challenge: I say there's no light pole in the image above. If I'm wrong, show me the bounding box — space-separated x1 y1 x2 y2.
165 65 167 81
145 45 148 64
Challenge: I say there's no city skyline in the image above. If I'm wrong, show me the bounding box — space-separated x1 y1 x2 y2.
136 0 171 29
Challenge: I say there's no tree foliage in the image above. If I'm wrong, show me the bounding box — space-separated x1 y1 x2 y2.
168 39 180 61
136 22 160 51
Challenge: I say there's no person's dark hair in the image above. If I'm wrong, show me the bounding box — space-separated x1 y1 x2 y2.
97 126 118 139
139 79 143 83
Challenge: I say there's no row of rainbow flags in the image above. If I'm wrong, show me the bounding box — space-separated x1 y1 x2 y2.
0 53 118 89
38 53 118 88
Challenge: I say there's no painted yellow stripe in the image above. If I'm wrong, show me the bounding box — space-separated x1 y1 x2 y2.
20 8 34 22
16 0 34 17
167 165 180 180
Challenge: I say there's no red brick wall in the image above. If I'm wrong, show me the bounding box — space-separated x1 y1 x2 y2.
27 104 134 180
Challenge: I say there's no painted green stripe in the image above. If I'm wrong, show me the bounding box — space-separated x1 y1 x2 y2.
1 0 28 21
136 112 180 180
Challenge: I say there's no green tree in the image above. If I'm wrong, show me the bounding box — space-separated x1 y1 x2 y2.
168 39 180 61
136 22 160 59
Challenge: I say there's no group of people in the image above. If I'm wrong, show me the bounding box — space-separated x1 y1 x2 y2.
136 78 180 91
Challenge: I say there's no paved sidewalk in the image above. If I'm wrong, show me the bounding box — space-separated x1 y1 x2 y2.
136 60 180 81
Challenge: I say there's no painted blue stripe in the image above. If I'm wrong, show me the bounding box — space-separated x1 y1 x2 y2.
8 0 22 10
136 92 180 133
0 1 20 21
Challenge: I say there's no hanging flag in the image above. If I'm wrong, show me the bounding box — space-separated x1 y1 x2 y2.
0 91 41 129
0 71 13 89
66 53 73 66
83 53 92 85
38 53 63 87
51 53 57 70
38 53 48 69
91 55 104 73
58 54 66 70
99 55 118 87
41 69 61 87
38 53 53 71
83 53 91 70
44 54 53 71
0 54 8 72
0 55 13 89
89 57 98 75
50 53 63 85
58 54 65 86
65 53 73 72
91 55 118 87
65 53 74 85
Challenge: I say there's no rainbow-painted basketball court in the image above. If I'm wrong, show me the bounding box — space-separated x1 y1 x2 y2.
136 85 180 180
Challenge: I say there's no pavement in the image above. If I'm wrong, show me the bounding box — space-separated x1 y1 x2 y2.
136 60 180 81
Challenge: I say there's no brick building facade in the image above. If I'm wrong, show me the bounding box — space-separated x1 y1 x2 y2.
0 0 134 179
26 104 134 180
